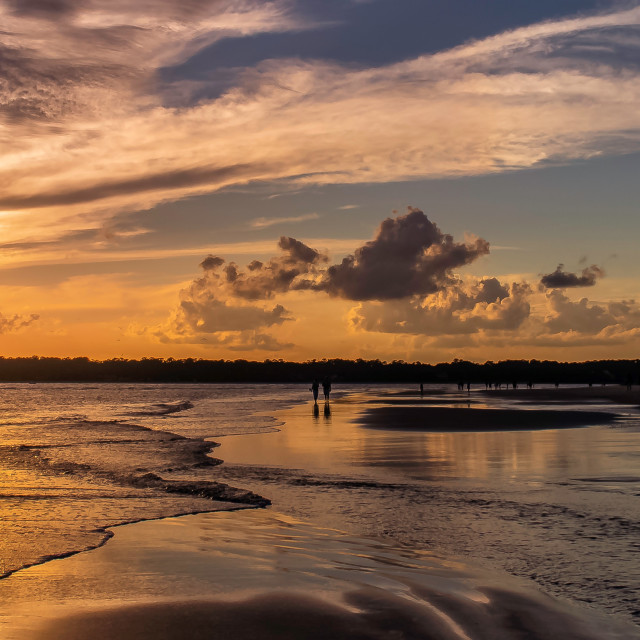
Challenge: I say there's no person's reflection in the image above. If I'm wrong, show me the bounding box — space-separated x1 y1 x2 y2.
312 403 320 421
323 401 331 421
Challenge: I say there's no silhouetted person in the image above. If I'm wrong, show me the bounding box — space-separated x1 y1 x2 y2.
466 382 470 393
322 377 332 401
310 379 319 404
420 382 424 395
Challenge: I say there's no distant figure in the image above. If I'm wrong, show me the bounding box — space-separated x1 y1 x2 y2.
322 377 332 401
526 381 533 389
466 382 470 393
627 374 633 391
310 379 319 404
512 382 517 390
555 382 559 389
420 382 424 395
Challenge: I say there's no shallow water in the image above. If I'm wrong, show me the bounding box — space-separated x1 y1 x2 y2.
211 387 640 625
0 383 302 578
1 383 639 634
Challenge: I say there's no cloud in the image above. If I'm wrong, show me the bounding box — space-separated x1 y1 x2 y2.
154 234 317 349
540 263 604 289
155 327 293 350
199 235 328 300
2 4 640 249
351 278 531 335
250 212 319 229
0 164 264 209
318 208 489 300
351 275 640 349
149 206 640 353
155 280 295 349
541 289 640 335
0 312 39 333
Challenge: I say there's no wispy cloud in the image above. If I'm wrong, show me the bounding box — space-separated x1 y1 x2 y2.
1 2 640 251
250 212 320 228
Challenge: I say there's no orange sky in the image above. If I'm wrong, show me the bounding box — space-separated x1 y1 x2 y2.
1 1 640 361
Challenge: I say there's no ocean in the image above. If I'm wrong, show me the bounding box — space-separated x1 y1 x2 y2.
0 382 639 638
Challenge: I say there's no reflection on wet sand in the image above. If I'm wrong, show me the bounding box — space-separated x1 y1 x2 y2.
1 510 636 640
210 388 640 625
217 392 636 483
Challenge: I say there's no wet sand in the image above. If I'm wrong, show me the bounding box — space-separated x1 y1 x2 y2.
357 405 620 431
482 386 640 406
27 590 626 640
3 510 637 640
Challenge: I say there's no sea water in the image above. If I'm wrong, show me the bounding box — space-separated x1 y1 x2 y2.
0 383 301 579
0 383 639 632
213 386 640 626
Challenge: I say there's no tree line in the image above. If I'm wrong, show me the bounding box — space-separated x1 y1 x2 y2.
0 356 637 384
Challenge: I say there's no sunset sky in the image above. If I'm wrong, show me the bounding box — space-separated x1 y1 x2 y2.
1 0 640 362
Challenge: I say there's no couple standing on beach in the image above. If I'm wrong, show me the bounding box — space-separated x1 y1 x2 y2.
310 378 331 403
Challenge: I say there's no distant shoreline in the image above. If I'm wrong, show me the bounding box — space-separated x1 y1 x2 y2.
0 356 639 385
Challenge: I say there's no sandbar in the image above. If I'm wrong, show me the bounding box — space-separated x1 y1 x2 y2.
481 386 640 406
357 406 619 431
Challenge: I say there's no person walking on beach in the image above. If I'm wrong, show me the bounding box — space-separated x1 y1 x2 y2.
322 377 332 401
310 379 320 404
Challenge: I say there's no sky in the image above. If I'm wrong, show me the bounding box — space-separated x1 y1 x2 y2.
1 0 640 363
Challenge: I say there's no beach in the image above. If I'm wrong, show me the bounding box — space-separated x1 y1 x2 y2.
1 383 640 639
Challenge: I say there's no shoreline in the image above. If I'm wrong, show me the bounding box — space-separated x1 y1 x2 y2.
2 384 640 638
0 416 273 582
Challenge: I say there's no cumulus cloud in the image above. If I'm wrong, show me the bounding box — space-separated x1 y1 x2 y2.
150 206 640 352
541 289 640 336
351 275 640 349
154 208 490 348
154 235 317 349
156 327 293 351
0 312 39 333
319 208 489 300
200 235 328 300
192 208 489 302
540 263 604 289
2 4 640 250
351 279 531 335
